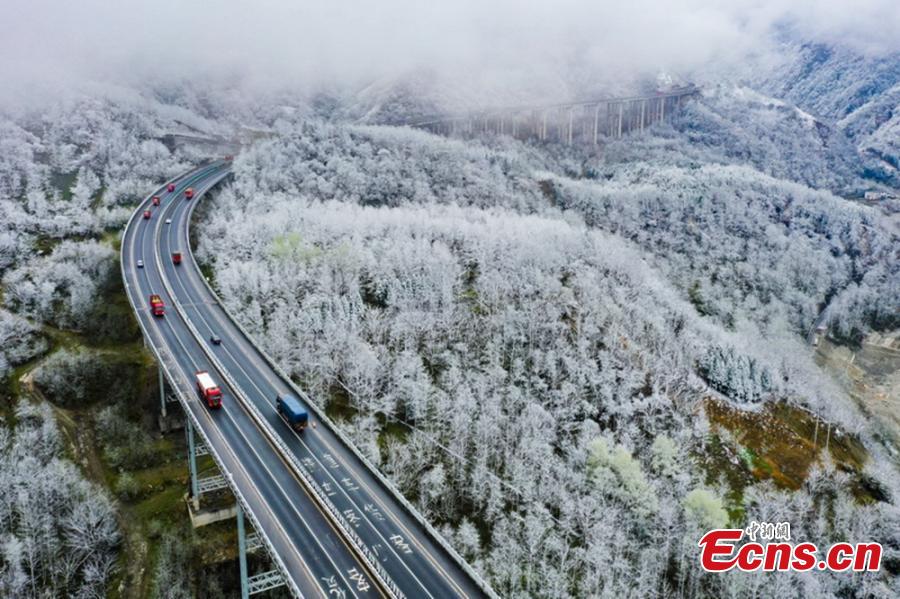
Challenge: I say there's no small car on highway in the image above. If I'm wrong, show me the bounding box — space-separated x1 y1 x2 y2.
210 334 222 345
136 259 144 268
167 183 176 192
165 218 172 224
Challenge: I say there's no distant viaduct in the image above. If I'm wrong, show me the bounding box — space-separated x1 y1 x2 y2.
409 85 700 144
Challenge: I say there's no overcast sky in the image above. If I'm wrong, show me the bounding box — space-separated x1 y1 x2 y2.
2 0 898 104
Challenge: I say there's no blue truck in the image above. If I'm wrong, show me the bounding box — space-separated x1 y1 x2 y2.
276 393 309 432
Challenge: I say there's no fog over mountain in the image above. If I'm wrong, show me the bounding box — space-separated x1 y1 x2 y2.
3 0 900 107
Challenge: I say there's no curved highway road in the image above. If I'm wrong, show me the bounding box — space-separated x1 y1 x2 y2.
122 163 493 598
123 163 382 598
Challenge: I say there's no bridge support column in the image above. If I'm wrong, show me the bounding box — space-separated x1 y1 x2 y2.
640 100 646 132
235 506 284 596
186 418 200 511
616 102 622 139
567 108 574 145
608 103 614 137
158 366 167 418
237 504 250 599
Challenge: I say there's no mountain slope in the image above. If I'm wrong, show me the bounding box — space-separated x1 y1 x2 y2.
756 43 900 185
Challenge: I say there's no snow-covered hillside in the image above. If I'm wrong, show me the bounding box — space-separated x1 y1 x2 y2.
197 113 899 597
756 43 900 185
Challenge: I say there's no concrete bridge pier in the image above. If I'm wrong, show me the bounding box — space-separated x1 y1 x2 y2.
617 102 624 138
159 367 167 418
186 418 201 511
606 102 614 138
183 417 230 521
238 504 249 599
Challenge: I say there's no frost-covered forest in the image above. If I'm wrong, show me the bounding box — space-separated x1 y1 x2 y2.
0 85 233 597
0 403 119 596
198 84 899 597
0 91 194 374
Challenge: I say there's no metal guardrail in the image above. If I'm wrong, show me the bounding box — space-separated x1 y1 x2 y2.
184 172 498 597
120 166 305 599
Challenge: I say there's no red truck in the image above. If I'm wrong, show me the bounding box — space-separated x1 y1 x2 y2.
143 210 152 220
172 251 182 265
196 370 223 408
152 195 160 206
149 294 165 316
167 183 176 192
184 187 194 199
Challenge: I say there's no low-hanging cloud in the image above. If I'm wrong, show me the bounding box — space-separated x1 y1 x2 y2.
2 0 898 107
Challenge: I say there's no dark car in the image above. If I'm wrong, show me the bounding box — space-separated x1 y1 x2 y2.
210 334 222 345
